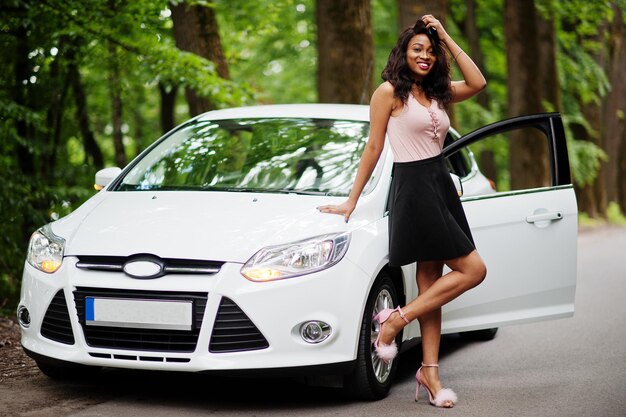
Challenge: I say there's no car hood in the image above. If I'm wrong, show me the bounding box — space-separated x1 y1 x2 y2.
61 191 367 263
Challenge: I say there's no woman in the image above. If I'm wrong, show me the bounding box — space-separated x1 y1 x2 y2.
319 15 487 408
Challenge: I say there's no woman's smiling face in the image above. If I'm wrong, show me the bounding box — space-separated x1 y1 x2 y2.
406 34 436 80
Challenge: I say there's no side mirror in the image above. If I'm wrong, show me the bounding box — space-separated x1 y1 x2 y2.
450 173 463 197
94 167 122 191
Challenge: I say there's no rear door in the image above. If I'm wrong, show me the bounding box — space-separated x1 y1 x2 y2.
440 113 577 333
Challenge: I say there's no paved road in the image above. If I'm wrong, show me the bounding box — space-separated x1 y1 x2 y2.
2 226 625 417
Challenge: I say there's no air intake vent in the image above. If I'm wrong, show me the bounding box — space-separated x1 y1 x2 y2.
88 352 190 363
74 288 207 352
41 290 75 345
209 297 269 353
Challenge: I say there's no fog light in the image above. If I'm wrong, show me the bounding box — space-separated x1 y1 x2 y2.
300 321 331 344
18 306 31 328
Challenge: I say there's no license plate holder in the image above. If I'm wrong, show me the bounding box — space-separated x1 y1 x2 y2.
85 297 193 331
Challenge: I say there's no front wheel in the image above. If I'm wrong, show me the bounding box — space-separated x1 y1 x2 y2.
344 272 400 400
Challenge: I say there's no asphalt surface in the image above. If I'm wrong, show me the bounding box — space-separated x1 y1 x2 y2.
1 226 625 416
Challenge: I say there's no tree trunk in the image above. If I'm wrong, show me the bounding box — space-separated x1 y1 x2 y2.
170 0 229 116
505 0 550 190
316 0 374 104
44 38 71 177
133 106 145 158
68 57 104 170
536 10 560 111
574 17 610 217
619 134 626 212
457 0 495 181
397 0 446 31
570 122 599 217
13 24 34 176
603 3 625 209
582 101 608 217
108 42 126 168
159 83 178 135
463 0 487 108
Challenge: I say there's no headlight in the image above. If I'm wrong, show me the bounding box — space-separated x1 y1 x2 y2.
27 224 65 273
241 233 350 282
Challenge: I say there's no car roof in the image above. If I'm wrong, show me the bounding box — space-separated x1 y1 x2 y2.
195 103 370 122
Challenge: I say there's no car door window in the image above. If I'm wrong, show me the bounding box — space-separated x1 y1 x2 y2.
444 114 572 197
443 132 472 179
465 127 552 194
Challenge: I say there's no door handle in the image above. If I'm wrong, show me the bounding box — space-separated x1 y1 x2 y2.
526 211 563 223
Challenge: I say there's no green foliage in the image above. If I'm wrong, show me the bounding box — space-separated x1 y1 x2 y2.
548 0 612 136
607 202 626 225
215 0 316 103
0 167 45 310
566 138 608 186
38 0 252 107
577 211 605 227
372 0 399 83
0 99 46 135
561 113 608 186
547 0 613 190
579 201 626 227
449 0 507 131
449 0 616 191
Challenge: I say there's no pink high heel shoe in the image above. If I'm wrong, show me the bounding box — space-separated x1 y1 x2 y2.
415 363 458 408
372 306 409 363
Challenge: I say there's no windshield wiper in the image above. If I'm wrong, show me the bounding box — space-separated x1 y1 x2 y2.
117 184 336 196
215 187 272 193
214 187 331 196
277 189 329 196
116 184 202 191
220 187 329 196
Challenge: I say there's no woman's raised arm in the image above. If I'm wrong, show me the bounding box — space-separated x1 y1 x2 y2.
421 14 486 103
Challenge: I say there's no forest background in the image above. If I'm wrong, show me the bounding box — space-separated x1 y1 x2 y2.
1 0 625 314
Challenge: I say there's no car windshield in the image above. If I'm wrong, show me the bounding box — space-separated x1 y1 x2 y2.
115 118 374 196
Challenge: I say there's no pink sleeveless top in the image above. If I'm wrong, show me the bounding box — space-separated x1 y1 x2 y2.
386 95 450 162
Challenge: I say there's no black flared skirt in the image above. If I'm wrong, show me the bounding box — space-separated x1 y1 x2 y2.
388 154 475 267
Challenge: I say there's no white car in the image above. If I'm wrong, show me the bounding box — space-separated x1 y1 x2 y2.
19 105 577 400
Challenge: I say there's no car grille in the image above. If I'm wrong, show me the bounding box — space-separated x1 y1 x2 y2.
75 255 224 275
209 297 269 353
73 287 208 352
40 290 75 345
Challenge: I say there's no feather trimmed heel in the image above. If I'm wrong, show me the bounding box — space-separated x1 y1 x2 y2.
415 363 458 408
372 306 409 363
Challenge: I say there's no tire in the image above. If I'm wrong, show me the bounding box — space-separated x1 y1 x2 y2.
344 272 400 400
36 359 101 380
459 327 498 341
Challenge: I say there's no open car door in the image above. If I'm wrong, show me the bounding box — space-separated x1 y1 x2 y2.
440 113 577 333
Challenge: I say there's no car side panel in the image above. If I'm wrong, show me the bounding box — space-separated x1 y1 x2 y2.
441 186 577 332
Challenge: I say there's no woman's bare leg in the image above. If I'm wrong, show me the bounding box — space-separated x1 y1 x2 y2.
415 260 449 404
379 250 486 345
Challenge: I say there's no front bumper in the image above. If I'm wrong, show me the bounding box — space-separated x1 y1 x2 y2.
19 256 371 374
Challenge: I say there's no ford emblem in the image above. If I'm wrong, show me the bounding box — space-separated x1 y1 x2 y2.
123 259 163 279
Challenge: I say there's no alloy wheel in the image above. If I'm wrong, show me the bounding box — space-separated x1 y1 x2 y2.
370 288 395 383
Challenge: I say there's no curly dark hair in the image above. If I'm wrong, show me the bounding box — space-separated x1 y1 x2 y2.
381 19 452 108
